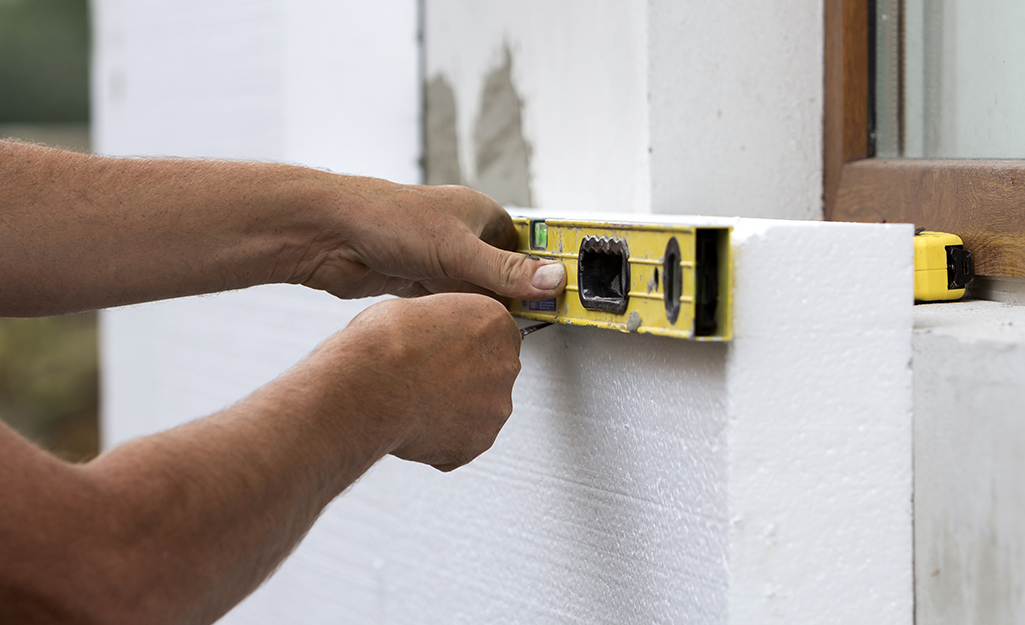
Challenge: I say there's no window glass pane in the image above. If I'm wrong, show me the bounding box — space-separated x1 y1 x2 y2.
874 0 902 157
876 0 1025 159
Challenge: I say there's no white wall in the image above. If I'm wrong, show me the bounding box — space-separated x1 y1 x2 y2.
95 1 913 623
648 0 824 219
92 0 284 160
92 0 419 177
94 0 420 440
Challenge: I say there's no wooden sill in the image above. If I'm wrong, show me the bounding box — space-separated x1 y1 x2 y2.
832 159 1025 277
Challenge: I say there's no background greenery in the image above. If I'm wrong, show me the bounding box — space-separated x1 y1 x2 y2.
0 0 98 461
0 314 98 460
0 0 89 122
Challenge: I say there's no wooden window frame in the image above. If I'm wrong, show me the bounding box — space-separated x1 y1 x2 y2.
825 0 1025 277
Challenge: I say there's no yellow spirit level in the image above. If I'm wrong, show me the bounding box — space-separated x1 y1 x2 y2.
913 230 973 302
509 216 732 341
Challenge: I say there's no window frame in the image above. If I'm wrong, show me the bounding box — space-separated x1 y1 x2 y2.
824 0 1025 277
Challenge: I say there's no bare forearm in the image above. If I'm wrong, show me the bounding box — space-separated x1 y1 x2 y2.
0 141 339 316
0 293 519 624
0 333 389 624
0 139 546 622
0 140 565 317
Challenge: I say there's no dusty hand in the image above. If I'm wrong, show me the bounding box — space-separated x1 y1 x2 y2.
332 293 522 471
296 180 565 301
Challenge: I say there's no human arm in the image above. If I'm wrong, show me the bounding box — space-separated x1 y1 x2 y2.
0 140 565 316
0 139 555 622
0 293 520 624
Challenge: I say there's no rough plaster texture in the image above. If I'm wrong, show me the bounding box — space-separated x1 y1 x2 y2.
424 75 462 185
95 1 915 623
914 301 1025 624
424 0 651 213
472 48 534 207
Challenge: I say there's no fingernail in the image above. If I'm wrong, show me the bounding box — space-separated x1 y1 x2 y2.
531 262 565 291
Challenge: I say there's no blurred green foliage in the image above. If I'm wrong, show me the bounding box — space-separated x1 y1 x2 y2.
0 0 90 123
0 314 98 461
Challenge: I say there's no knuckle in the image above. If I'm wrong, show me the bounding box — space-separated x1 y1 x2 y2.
498 253 529 293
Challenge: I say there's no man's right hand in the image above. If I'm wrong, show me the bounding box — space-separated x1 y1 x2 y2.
319 292 523 471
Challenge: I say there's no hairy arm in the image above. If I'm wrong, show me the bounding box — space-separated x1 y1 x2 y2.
0 293 521 624
0 141 565 623
0 140 565 316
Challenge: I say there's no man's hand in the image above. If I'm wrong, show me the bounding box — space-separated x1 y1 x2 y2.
318 292 522 471
0 141 565 316
0 293 525 624
294 179 565 302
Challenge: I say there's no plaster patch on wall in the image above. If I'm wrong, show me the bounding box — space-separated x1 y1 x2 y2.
423 74 462 185
473 47 533 207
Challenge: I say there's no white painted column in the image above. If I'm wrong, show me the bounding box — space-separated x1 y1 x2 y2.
93 0 420 447
90 0 285 160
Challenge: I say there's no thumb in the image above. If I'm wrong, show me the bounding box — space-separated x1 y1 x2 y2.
449 234 566 300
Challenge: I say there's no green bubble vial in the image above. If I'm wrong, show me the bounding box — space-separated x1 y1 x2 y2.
533 223 548 249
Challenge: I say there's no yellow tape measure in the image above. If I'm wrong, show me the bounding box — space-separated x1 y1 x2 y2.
914 230 974 301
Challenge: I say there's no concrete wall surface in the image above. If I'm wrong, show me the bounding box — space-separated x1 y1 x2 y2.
94 1 914 623
914 301 1025 624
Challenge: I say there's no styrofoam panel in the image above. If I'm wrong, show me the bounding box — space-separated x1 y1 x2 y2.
726 220 913 623
423 0 823 220
102 220 913 625
101 287 380 446
648 0 824 220
223 330 730 624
